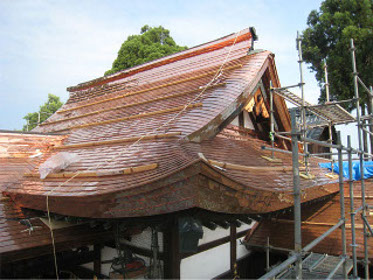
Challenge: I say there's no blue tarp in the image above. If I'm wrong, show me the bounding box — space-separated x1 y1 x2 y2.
319 161 373 181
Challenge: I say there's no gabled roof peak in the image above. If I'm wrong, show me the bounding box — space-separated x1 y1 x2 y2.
67 28 254 92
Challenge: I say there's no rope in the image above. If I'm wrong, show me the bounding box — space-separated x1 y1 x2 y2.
46 196 59 279
44 30 241 279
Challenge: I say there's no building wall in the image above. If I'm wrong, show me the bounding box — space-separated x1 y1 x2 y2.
82 223 253 278
181 224 252 279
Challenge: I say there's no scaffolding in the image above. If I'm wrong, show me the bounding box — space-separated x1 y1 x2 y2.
257 34 373 279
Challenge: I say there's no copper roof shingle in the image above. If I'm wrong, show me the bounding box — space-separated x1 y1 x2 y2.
2 28 338 220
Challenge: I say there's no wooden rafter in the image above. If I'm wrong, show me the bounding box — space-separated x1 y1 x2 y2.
56 132 181 149
208 159 304 172
24 163 158 178
41 83 226 126
59 64 241 114
52 103 202 132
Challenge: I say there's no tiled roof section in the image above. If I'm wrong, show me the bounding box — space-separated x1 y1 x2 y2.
0 132 65 190
3 127 339 218
0 204 112 264
2 28 336 218
198 127 335 191
35 45 255 134
0 133 111 262
245 180 373 259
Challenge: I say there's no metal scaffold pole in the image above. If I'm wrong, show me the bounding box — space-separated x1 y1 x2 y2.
324 60 334 165
348 135 358 279
350 38 369 279
336 131 347 279
258 35 372 280
290 109 302 280
296 32 309 176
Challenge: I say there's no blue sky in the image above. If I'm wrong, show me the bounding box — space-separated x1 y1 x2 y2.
0 0 324 131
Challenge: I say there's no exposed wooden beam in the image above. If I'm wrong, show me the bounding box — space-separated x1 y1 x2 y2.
208 159 303 172
230 220 242 228
24 163 158 179
163 217 180 279
43 83 226 126
54 103 202 132
56 132 181 149
93 244 102 277
201 220 218 231
181 229 249 259
60 64 241 113
230 225 237 274
213 220 230 229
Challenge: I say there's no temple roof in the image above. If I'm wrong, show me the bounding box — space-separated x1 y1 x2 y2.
2 28 337 219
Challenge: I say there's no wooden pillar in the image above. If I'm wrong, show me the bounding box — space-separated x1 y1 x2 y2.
163 217 180 279
93 244 102 278
230 225 237 274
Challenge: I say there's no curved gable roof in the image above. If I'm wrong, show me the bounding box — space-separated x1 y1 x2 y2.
2 28 336 219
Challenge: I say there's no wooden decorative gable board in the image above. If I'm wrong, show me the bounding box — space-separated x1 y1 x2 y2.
187 53 291 144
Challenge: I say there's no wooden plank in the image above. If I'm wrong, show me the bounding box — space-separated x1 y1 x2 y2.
93 244 101 277
43 82 226 126
60 64 241 113
56 132 181 149
163 218 180 279
24 163 158 179
180 229 248 259
230 225 237 273
208 159 303 172
54 103 202 131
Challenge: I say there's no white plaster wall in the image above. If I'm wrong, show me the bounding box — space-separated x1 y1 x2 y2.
121 227 164 252
231 116 239 126
243 110 254 130
180 223 253 279
181 242 230 279
228 112 254 130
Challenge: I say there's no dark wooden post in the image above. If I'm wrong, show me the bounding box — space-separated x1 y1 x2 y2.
93 244 102 278
230 225 237 275
163 217 180 279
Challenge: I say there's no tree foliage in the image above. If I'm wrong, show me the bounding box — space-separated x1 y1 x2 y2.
23 94 63 131
302 0 373 109
105 25 187 76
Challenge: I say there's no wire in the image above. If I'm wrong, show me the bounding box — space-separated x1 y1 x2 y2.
43 30 241 279
46 196 60 279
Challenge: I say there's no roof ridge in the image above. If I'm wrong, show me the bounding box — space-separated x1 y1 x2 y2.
67 28 253 92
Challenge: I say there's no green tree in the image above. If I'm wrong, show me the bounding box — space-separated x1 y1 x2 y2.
22 94 63 131
302 0 373 110
105 25 187 75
